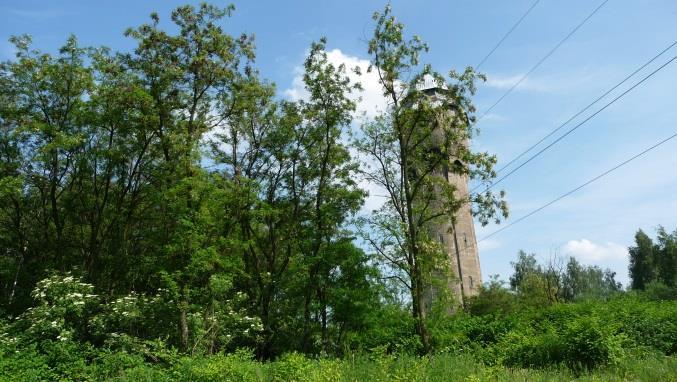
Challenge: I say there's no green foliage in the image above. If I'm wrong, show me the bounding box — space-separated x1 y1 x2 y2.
356 2 507 351
561 257 622 301
428 293 676 370
270 352 314 382
509 251 621 304
1 349 675 381
629 226 677 290
643 280 677 301
630 229 659 289
0 343 57 382
495 316 625 370
11 273 99 344
615 297 677 355
171 350 263 382
1 2 676 379
466 275 519 315
14 275 667 377
345 305 422 355
1 2 380 359
561 316 625 369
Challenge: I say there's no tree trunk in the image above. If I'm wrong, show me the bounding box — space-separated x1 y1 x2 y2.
320 287 329 354
179 299 190 352
411 263 431 353
302 288 312 352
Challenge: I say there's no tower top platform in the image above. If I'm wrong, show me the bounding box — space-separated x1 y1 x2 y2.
415 74 447 91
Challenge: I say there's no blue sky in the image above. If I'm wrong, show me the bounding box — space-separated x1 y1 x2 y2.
2 0 676 286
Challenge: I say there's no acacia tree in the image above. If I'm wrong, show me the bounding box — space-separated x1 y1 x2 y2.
355 5 507 351
0 55 26 309
115 3 257 351
211 38 365 358
296 39 365 354
0 35 97 312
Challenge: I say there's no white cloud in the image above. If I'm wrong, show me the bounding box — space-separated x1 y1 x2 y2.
283 66 308 101
283 48 388 119
562 239 628 263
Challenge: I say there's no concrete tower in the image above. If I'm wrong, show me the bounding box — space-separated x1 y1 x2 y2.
418 75 481 309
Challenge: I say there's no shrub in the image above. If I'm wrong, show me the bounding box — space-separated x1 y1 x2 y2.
643 281 677 301
0 343 56 381
88 349 166 381
495 326 566 368
561 316 624 370
170 350 262 382
341 305 421 354
13 273 100 345
614 297 677 354
270 352 313 382
466 277 519 316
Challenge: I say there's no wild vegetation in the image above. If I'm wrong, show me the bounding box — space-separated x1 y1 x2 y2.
0 3 675 380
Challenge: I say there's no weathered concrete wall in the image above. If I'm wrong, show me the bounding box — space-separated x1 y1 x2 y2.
420 85 482 310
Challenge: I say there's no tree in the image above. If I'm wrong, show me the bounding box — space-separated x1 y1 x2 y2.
0 35 95 312
509 251 540 291
629 229 656 290
509 252 621 303
654 226 676 287
210 38 365 358
294 40 366 354
0 3 266 352
122 3 256 351
561 257 621 301
355 4 507 352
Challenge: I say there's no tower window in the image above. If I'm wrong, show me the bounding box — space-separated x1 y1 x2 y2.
438 233 444 244
463 233 468 247
469 276 474 289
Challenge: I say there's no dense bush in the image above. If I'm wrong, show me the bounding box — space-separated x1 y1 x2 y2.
2 272 675 380
1 347 676 381
429 294 675 370
171 351 262 382
341 305 421 354
643 281 677 301
494 316 625 370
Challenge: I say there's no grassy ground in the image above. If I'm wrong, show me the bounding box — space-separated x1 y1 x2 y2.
96 352 676 382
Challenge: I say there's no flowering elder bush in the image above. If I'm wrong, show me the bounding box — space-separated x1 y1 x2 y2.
210 290 264 350
188 276 265 354
15 273 99 343
3 270 265 357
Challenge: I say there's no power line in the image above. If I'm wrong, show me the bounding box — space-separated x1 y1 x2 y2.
478 131 677 243
477 0 609 122
479 53 677 192
495 41 677 175
476 0 541 70
471 40 677 194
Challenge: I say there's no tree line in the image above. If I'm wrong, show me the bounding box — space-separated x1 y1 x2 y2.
0 3 507 358
2 2 671 365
